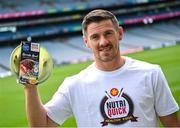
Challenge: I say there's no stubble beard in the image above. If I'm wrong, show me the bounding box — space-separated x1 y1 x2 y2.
95 44 120 62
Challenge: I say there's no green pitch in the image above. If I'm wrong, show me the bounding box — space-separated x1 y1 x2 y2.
0 45 180 127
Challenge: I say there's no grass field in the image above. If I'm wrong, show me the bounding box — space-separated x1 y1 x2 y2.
0 45 180 127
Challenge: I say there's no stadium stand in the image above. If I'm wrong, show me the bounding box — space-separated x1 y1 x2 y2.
0 0 180 43
0 0 180 77
0 0 164 15
152 22 180 36
40 40 92 65
127 27 177 45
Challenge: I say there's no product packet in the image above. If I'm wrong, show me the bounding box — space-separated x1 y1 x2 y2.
19 41 40 85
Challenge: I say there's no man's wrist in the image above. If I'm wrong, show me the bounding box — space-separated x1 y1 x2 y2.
24 84 37 90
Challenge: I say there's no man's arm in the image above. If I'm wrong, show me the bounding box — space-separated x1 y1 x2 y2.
24 85 58 127
159 112 180 127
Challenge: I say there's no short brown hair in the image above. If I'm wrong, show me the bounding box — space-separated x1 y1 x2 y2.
82 9 119 36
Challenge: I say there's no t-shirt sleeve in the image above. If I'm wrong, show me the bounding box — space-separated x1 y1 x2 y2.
44 78 72 125
154 66 179 116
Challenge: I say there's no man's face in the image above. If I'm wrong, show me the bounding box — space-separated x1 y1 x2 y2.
84 19 123 62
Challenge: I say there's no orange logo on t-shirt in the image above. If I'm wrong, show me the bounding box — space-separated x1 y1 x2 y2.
110 88 119 96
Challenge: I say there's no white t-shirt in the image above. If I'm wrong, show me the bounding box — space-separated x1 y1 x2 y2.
44 57 179 127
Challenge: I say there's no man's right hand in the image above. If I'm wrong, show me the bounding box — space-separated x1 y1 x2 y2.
24 84 58 127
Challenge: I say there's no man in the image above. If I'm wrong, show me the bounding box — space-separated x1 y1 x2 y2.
25 9 180 127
